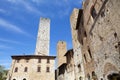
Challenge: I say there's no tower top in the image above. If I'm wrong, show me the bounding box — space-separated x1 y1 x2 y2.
35 17 50 56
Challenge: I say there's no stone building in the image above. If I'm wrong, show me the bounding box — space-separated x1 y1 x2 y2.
56 41 67 80
57 48 75 80
64 49 75 80
70 8 85 80
7 18 56 80
70 0 120 80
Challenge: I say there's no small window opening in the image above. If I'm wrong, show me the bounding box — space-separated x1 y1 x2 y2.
37 67 41 72
46 67 50 72
38 58 41 63
24 67 28 72
91 5 97 19
88 47 92 59
14 67 18 72
47 58 50 63
84 54 87 63
114 32 117 38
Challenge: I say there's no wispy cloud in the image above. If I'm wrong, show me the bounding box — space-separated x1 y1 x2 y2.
7 0 43 15
0 18 31 37
0 45 12 49
0 38 21 45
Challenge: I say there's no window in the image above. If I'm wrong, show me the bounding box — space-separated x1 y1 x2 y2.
46 67 50 72
13 79 16 80
23 78 26 80
90 5 97 19
24 67 28 72
37 67 41 72
88 47 92 59
47 58 50 63
84 54 87 63
14 67 18 72
38 58 41 63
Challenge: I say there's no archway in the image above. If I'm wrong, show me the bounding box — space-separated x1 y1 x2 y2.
23 78 26 80
92 71 98 80
107 73 120 80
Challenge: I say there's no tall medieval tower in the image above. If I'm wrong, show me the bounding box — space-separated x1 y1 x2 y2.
35 18 50 55
57 41 67 67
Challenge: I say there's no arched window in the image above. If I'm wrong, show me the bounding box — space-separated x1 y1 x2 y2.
23 78 26 80
87 74 90 80
24 67 28 72
13 79 16 80
92 71 98 80
90 5 97 19
14 67 18 72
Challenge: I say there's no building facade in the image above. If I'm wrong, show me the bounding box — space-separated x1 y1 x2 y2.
70 0 120 80
7 55 55 80
7 17 56 80
70 8 85 80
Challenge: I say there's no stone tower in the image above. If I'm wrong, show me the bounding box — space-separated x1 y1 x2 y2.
35 18 50 55
57 41 67 67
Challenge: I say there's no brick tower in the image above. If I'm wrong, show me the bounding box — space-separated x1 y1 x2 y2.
35 18 50 55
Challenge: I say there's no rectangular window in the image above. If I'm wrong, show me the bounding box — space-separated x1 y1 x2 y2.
14 67 18 72
37 67 41 72
84 54 87 63
24 67 27 72
46 67 50 72
47 58 50 63
38 59 41 63
88 48 92 59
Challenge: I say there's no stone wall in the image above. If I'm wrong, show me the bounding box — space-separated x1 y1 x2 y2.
70 8 85 80
90 0 120 79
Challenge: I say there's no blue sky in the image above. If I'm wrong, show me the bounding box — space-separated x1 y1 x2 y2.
0 0 82 69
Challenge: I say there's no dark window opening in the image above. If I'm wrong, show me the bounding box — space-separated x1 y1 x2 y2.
78 64 81 72
47 58 50 63
91 6 97 19
13 79 16 80
23 78 26 80
87 74 90 80
84 54 87 63
14 67 18 72
46 67 50 72
24 67 28 72
38 58 41 63
88 47 92 59
92 71 98 80
107 73 120 80
101 10 105 17
37 67 41 72
84 31 87 37
114 32 117 38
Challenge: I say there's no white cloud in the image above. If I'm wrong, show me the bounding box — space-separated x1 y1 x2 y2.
0 18 31 37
